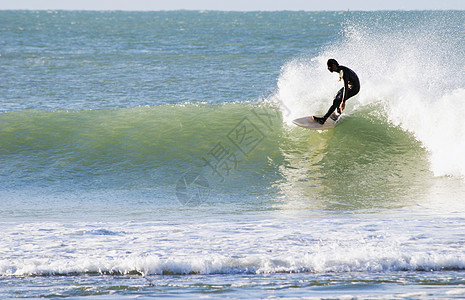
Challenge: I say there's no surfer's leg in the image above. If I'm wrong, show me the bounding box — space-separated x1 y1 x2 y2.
323 88 344 120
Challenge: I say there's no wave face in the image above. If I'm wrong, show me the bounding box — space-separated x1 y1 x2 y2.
0 103 283 194
273 11 465 178
0 101 432 212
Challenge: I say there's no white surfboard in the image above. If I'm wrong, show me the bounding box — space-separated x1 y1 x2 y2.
292 114 340 130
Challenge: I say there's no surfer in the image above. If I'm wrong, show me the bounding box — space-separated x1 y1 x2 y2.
313 59 360 124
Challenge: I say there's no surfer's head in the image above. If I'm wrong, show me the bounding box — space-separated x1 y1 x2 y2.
327 59 339 72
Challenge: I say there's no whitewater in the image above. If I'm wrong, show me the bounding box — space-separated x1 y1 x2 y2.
1 10 465 299
275 11 465 178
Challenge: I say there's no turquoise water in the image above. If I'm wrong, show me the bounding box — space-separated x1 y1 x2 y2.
1 10 465 298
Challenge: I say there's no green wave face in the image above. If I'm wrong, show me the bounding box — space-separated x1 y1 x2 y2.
0 102 430 209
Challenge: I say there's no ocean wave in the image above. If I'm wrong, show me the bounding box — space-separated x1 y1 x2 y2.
0 103 282 185
2 249 465 276
2 217 465 277
272 12 465 179
0 100 431 207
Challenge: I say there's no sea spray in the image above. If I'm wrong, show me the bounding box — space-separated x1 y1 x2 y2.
273 11 465 178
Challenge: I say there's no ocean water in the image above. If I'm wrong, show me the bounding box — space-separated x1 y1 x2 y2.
1 10 465 299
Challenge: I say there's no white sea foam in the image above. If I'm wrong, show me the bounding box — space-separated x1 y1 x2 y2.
446 288 465 296
2 216 465 276
273 17 465 178
3 251 465 276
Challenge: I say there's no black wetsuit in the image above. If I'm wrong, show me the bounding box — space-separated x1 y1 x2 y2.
323 65 360 120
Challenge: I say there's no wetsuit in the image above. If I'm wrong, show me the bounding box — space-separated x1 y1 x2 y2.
323 65 360 120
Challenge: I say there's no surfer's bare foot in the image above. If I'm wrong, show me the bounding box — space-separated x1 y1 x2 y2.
312 116 326 125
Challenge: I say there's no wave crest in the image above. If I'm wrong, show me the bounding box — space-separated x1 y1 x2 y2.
273 11 465 178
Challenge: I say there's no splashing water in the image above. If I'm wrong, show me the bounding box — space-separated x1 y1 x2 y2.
273 11 465 178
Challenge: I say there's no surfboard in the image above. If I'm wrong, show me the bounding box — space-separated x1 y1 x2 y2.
292 114 340 130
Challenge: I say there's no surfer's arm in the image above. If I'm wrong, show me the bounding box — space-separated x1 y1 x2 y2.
339 77 348 112
339 96 346 111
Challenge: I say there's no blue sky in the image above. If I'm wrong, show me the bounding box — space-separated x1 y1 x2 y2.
1 0 464 11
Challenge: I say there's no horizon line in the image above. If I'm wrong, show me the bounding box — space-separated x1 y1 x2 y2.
1 8 464 12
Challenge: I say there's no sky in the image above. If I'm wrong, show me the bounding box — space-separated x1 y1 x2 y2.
1 0 464 11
